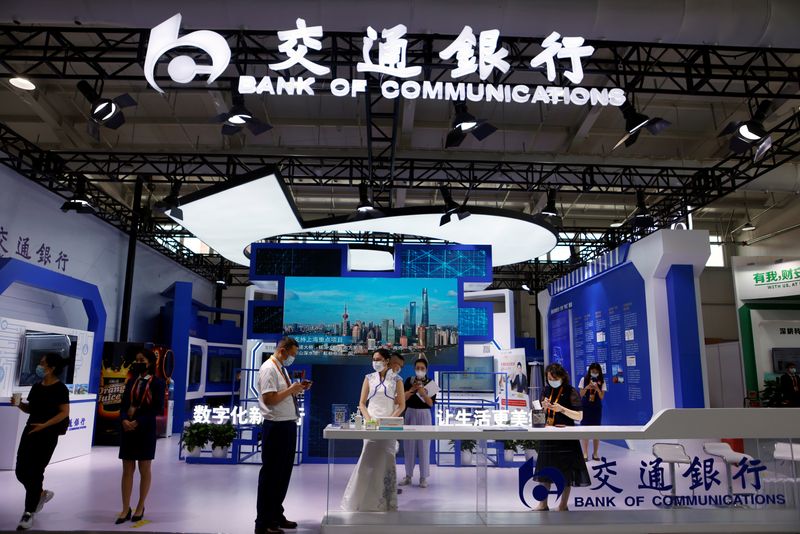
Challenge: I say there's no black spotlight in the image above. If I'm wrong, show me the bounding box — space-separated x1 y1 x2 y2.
445 102 497 148
61 177 95 214
439 187 471 226
541 189 559 217
719 100 773 162
77 80 136 132
567 245 583 266
214 94 272 136
631 190 654 228
612 101 671 150
348 183 384 221
155 180 183 220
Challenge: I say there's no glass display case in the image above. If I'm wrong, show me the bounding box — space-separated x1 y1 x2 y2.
322 409 800 533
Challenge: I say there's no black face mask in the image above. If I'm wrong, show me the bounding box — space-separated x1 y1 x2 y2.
130 362 148 376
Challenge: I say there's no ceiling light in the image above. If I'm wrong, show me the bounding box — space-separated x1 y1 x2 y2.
445 102 497 148
521 283 530 291
155 180 183 214
349 183 384 221
631 190 654 228
720 100 773 161
439 187 471 226
541 189 559 217
9 77 36 91
61 177 95 214
77 80 136 133
741 221 756 232
567 245 583 266
613 101 671 150
609 220 624 228
214 94 272 136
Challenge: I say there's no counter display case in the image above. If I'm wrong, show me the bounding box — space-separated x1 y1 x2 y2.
323 408 800 533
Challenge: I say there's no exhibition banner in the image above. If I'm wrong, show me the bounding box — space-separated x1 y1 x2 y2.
495 348 530 409
733 257 800 301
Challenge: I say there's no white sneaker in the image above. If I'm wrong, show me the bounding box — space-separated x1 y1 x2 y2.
35 490 54 513
398 476 412 486
17 512 34 530
419 478 428 488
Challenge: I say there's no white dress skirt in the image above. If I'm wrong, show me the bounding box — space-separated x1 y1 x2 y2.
341 371 399 512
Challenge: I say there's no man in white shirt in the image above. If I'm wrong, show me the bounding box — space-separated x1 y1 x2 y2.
254 338 311 534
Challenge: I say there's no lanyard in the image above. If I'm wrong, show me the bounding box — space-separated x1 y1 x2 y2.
131 375 153 407
546 386 562 417
271 357 292 388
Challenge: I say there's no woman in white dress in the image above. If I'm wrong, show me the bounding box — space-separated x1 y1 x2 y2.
341 349 406 512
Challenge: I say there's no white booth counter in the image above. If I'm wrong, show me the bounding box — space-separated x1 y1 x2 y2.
323 409 800 534
0 393 97 470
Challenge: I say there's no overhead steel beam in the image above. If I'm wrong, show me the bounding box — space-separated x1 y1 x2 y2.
1 25 798 98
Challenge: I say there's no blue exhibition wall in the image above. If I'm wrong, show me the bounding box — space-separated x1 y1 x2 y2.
548 260 654 426
0 258 106 393
247 243 494 460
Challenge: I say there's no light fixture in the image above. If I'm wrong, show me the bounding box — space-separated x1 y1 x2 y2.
155 180 184 220
445 102 497 148
77 80 136 132
348 183 384 221
439 187 471 226
631 190 654 228
609 220 624 228
9 77 36 91
213 94 272 136
720 100 773 162
612 101 671 150
61 177 95 214
521 283 531 291
567 245 583 266
541 189 559 217
740 192 756 232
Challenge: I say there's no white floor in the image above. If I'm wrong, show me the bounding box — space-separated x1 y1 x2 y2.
1 438 797 533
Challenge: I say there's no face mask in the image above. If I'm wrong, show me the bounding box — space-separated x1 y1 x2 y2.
283 355 295 367
789 368 797 375
35 365 46 378
548 379 562 389
415 370 426 379
131 363 147 375
372 361 385 373
590 372 599 378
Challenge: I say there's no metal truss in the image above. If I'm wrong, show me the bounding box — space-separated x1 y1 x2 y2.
364 80 401 207
1 25 798 98
0 123 226 281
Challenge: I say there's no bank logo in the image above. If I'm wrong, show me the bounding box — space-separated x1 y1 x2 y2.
518 458 565 508
144 13 231 94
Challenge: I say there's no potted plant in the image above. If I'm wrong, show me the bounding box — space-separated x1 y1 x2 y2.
503 440 518 463
209 422 237 458
520 440 539 461
759 379 784 407
450 439 476 465
183 422 209 458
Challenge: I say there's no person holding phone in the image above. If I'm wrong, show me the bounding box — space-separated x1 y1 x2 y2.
11 353 70 531
532 363 590 512
578 363 607 461
400 358 436 488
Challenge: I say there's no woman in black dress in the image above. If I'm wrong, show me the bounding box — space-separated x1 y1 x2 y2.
12 353 70 531
532 363 590 511
579 363 607 461
117 349 165 524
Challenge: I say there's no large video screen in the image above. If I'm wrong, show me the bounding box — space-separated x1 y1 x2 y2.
283 276 459 366
18 331 76 387
440 356 496 393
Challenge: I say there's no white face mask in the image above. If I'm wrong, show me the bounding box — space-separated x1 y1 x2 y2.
415 370 426 379
590 372 599 378
548 379 562 389
372 361 386 373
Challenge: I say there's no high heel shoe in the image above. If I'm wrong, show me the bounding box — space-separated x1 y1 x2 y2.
131 507 145 522
115 508 131 524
